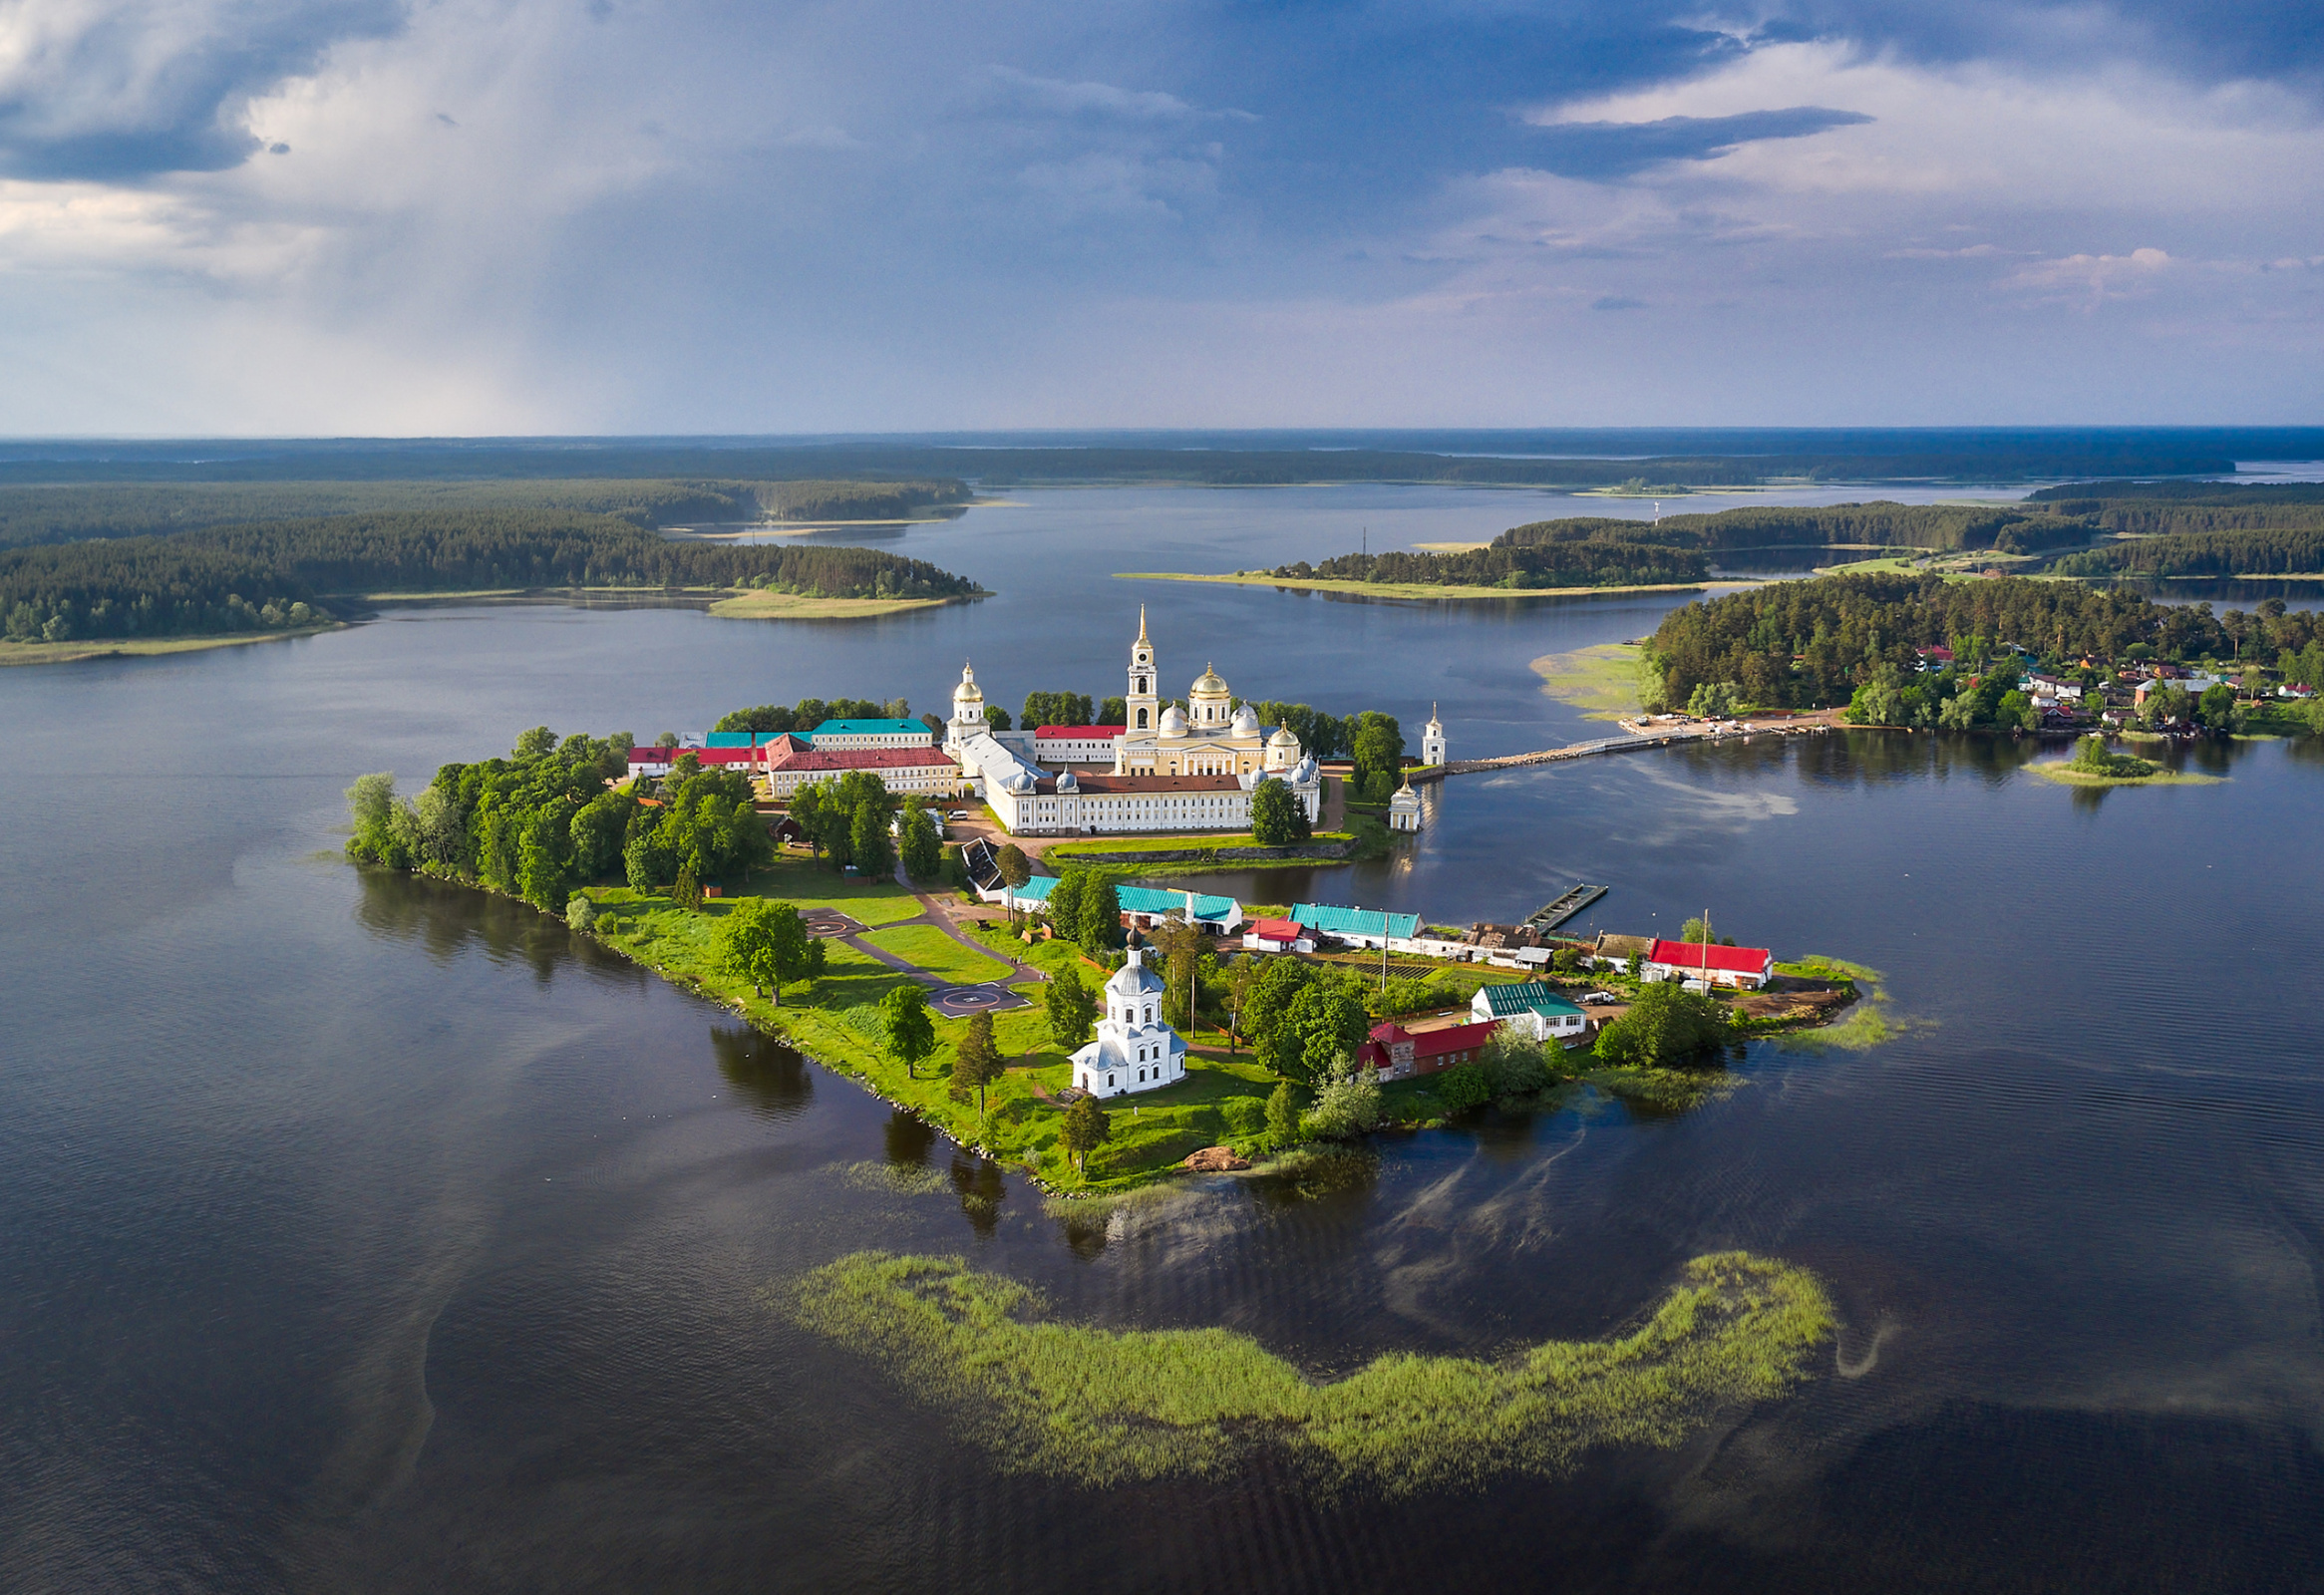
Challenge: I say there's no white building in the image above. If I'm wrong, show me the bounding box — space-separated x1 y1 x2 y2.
1420 704 1447 767
762 741 962 798
1388 778 1423 831
1071 947 1187 1099
1033 724 1130 764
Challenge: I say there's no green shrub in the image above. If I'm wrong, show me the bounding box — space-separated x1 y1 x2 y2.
1435 1063 1491 1114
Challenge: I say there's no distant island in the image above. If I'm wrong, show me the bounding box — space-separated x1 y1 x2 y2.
0 509 980 661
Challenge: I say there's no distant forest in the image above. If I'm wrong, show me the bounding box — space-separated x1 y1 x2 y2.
0 511 978 643
1495 502 2097 555
0 477 971 549
1646 574 2245 709
0 432 2279 489
2055 528 2324 578
1271 541 1710 589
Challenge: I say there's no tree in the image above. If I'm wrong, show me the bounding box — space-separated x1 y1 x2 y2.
344 772 401 864
880 984 937 1079
950 1011 1004 1114
1046 967 1097 1050
1679 917 1709 944
565 894 598 932
850 801 894 880
673 854 703 910
1349 712 1405 793
513 725 556 759
716 897 784 995
1594 982 1734 1069
1046 869 1085 938
714 705 796 734
765 901 813 1002
1687 681 1743 718
1249 776 1309 845
1098 696 1128 725
984 706 1013 732
1304 1057 1383 1138
1274 980 1370 1085
1264 1080 1301 1147
995 843 1032 916
1435 1062 1490 1114
900 804 942 881
1243 956 1317 1070
1077 875 1121 955
1061 1094 1111 1173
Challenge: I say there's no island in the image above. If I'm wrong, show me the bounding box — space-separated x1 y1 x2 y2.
340 609 1879 1196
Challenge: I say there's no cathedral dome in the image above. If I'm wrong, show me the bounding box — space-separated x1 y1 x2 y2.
1056 770 1078 793
1159 704 1189 738
1230 704 1260 737
952 662 983 706
1108 946 1165 999
1190 664 1229 699
1267 724 1300 749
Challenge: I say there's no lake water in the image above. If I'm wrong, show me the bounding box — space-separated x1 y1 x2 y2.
5 484 2324 1592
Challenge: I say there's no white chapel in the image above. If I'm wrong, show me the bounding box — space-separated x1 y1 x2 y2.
1070 947 1187 1099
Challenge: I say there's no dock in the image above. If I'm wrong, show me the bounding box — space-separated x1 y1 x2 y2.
1415 708 1846 782
1524 883 1606 932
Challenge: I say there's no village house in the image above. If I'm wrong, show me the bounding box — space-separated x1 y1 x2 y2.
1641 939 1774 990
1240 917 1315 953
1356 1014 1501 1081
1472 982 1591 1044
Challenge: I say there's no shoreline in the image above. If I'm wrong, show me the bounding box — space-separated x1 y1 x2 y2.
0 624 343 667
1117 571 1720 602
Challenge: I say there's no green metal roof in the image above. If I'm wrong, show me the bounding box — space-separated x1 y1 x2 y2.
1117 885 1238 922
1478 982 1586 1018
1291 903 1422 940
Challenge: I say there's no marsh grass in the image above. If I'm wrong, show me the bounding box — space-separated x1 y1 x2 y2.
839 1160 953 1197
1770 956 1908 1053
1527 641 1652 721
787 1250 1833 1494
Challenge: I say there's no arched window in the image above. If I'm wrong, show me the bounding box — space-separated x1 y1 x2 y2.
1137 708 1149 728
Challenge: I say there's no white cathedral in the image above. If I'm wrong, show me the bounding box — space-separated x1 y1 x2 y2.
1070 946 1186 1098
945 610 1325 836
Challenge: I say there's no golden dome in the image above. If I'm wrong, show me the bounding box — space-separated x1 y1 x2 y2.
1190 663 1229 698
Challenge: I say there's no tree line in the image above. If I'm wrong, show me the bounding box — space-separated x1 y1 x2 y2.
715 698 922 735
344 729 773 913
2052 526 2324 578
0 510 978 643
1646 574 2237 710
1270 541 1709 589
1496 501 2098 555
0 477 971 548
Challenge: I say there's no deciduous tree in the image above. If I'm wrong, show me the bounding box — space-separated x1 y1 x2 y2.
1061 1095 1110 1173
880 984 937 1079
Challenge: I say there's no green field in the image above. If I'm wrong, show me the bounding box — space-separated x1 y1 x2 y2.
859 924 1014 984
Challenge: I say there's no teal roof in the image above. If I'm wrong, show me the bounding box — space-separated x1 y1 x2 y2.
811 718 932 739
705 730 785 747
1291 902 1422 940
1116 885 1238 922
1478 982 1586 1019
1008 875 1059 902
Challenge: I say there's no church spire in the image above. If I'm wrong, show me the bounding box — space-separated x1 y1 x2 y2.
1137 604 1150 645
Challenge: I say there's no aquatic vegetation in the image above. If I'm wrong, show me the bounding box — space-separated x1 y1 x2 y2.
838 1160 953 1197
1769 956 1908 1053
786 1249 1833 1494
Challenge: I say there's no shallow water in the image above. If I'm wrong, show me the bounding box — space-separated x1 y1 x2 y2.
4 484 2323 1592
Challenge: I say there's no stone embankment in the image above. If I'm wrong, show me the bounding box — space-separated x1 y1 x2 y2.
1423 710 1846 781
1047 838 1359 865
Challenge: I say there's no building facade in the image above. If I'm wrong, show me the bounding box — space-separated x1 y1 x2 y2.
809 718 937 750
1421 704 1447 767
762 743 961 798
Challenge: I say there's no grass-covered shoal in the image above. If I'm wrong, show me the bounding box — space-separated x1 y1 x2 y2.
1118 571 1709 602
0 625 341 666
1528 642 1650 721
2029 762 2225 789
705 590 970 621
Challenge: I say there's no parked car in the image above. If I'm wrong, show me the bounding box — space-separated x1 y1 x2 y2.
947 809 972 821
1578 991 1618 1005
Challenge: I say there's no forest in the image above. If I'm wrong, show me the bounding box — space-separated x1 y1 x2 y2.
0 477 971 548
0 510 978 642
1644 574 2248 709
1495 501 2097 554
2052 527 2324 578
1270 540 1710 589
345 730 772 913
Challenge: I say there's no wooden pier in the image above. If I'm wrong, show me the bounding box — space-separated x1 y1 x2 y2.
1524 883 1606 932
1414 710 1844 783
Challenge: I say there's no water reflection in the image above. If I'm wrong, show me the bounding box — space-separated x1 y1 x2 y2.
882 1108 937 1168
710 1026 813 1119
353 865 646 988
947 1150 1007 1237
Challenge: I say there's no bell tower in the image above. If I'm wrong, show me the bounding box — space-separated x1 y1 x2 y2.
1126 606 1159 735
1421 703 1447 767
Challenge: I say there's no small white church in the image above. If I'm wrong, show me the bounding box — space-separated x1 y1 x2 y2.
1069 947 1187 1099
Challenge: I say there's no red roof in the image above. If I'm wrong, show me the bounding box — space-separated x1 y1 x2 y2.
1033 725 1127 739
1646 939 1772 975
1248 917 1302 941
767 745 958 772
628 747 760 767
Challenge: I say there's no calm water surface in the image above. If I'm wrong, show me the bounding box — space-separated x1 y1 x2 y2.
5 485 2324 1592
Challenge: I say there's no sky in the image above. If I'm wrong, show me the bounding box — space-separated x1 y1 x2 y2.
0 0 2318 434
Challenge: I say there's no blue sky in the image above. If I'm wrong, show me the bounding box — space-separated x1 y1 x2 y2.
0 0 2317 432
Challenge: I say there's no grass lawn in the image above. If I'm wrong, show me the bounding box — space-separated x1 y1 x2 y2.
740 854 926 924
860 924 1015 984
